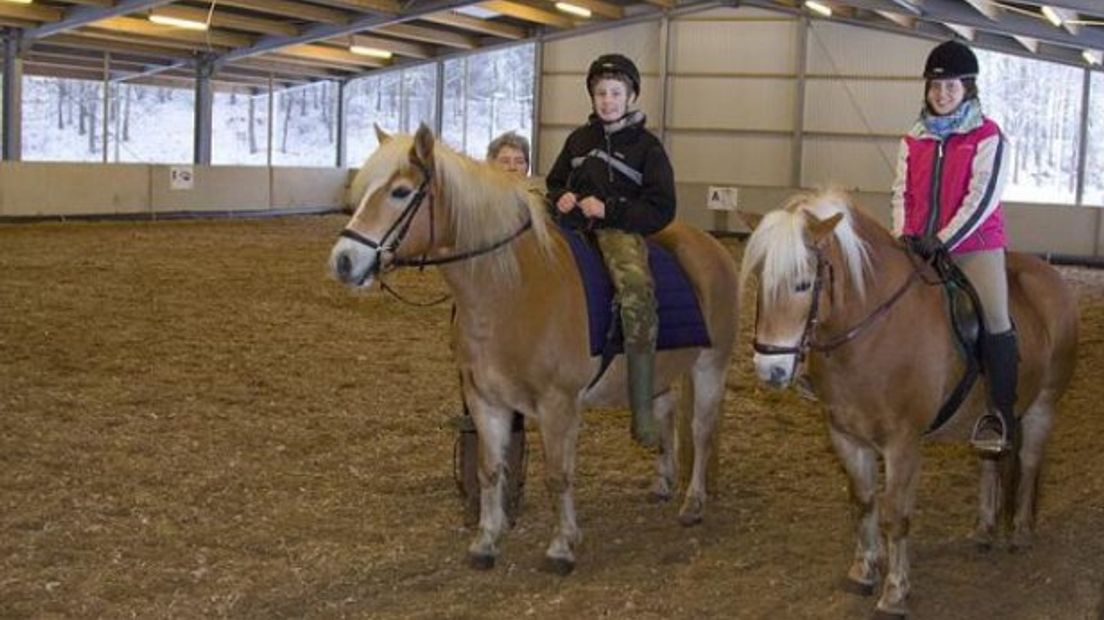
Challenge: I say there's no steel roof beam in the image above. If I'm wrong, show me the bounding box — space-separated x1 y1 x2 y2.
23 0 177 41
215 0 486 66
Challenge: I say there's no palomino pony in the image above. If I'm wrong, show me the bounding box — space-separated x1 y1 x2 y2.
330 125 739 573
740 190 1077 616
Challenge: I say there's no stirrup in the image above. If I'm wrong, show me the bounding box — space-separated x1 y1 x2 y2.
970 413 1012 455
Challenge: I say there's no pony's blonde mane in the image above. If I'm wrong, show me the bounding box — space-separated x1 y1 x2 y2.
739 189 871 308
348 133 552 279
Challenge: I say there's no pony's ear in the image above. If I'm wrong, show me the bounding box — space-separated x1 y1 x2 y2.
374 123 391 145
738 210 765 231
412 123 435 168
804 211 844 244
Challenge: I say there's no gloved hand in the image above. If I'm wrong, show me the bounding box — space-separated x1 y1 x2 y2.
903 235 944 260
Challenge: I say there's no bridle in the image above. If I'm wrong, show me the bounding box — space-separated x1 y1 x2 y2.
752 243 920 382
337 159 532 304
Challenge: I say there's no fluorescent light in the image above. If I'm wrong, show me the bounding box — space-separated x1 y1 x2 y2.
0 0 34 4
1040 6 1062 27
149 13 209 31
554 2 591 18
350 45 393 60
1083 49 1102 65
805 0 832 17
453 5 500 19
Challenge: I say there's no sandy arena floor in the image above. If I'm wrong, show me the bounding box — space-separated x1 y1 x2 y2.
1 215 1102 618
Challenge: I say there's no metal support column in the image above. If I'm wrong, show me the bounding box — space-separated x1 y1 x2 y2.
657 15 671 145
434 58 445 139
530 40 544 174
2 29 24 161
193 54 215 165
336 80 347 168
102 52 110 162
790 16 809 188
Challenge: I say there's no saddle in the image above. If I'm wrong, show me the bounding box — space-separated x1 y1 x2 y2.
557 223 711 386
924 250 985 434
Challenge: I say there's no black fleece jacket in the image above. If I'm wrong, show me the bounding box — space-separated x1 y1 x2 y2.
545 111 676 236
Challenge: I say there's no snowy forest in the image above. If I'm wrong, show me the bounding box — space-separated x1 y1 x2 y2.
975 49 1102 205
13 42 535 170
4 42 1102 206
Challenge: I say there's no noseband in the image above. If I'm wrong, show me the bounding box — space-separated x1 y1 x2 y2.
752 244 920 381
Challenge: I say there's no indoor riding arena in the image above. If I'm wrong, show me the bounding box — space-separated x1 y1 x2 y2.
2 1 1103 618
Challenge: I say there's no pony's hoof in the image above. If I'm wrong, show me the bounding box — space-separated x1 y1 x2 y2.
871 610 908 620
1010 530 1034 552
677 511 703 527
648 490 672 504
840 577 877 597
468 552 496 570
542 556 576 576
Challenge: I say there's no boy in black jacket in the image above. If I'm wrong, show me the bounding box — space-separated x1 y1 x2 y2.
545 54 677 447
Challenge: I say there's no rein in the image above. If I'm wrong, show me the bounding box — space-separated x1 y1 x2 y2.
753 244 920 375
338 161 533 307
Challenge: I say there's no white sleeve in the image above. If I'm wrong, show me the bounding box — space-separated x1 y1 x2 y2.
889 139 908 238
938 132 1009 251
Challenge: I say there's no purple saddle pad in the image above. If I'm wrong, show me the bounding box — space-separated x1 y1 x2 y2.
559 225 711 357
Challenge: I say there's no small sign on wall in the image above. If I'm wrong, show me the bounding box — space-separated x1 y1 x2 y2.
170 166 194 190
707 186 738 211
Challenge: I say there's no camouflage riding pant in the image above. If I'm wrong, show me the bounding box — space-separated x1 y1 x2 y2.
595 228 658 352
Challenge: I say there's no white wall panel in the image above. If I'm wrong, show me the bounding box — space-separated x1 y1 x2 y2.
668 76 793 131
536 127 572 176
542 21 661 73
670 20 797 75
668 132 791 186
806 21 932 76
801 136 899 192
804 78 921 135
540 75 661 126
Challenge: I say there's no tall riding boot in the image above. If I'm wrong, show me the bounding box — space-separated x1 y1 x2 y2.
626 346 658 448
971 329 1019 454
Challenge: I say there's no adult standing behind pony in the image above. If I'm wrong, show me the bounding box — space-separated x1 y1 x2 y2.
545 53 676 447
890 40 1016 454
454 131 539 524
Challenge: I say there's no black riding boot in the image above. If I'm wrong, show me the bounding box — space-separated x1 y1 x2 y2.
970 329 1019 454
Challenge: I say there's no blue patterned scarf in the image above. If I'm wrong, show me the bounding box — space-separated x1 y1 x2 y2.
921 99 979 139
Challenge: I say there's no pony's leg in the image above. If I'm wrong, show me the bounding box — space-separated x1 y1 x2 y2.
650 390 678 502
974 456 1002 550
538 396 583 574
1011 394 1055 550
465 400 514 569
678 353 724 527
877 440 921 616
828 426 883 594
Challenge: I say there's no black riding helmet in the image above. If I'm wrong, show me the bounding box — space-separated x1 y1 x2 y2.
586 54 641 97
924 40 979 79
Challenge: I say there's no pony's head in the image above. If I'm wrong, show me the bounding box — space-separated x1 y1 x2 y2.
739 190 872 387
330 123 548 289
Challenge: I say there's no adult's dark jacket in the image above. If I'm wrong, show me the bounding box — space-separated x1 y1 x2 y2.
545 111 676 237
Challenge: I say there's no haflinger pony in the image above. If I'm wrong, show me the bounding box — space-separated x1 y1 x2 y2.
330 124 739 573
739 190 1078 617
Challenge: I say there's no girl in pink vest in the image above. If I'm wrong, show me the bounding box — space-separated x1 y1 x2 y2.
890 40 1016 454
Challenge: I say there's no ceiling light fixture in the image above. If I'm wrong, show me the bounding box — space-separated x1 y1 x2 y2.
149 13 210 31
1040 5 1062 27
554 2 591 18
805 0 832 17
0 0 35 4
350 45 393 60
1083 49 1102 66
